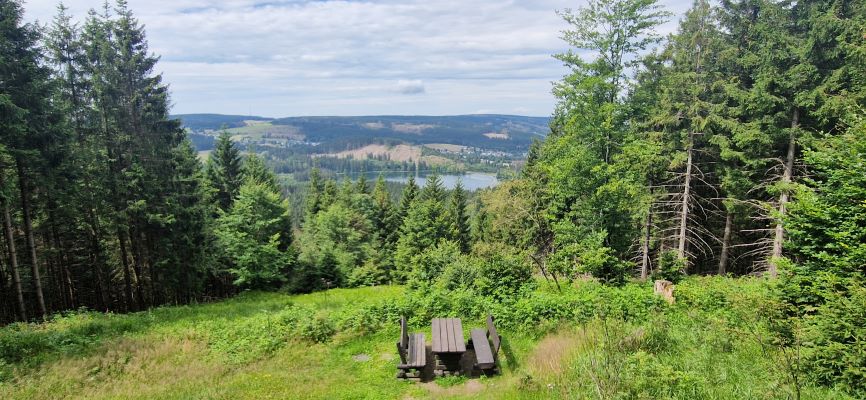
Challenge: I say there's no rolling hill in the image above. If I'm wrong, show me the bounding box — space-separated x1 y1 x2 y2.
173 114 550 153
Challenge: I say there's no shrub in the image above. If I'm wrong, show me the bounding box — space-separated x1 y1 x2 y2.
408 240 462 290
298 315 336 343
652 250 686 283
474 247 534 300
800 279 866 397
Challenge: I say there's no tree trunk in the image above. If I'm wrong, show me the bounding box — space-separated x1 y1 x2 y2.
677 132 694 263
118 229 134 312
86 206 109 311
1 179 27 321
719 210 733 275
16 159 47 319
50 220 75 309
770 108 798 277
42 230 63 310
641 186 654 281
128 228 146 311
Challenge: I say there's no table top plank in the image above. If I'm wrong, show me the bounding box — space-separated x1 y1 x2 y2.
446 319 455 351
431 318 466 354
454 319 466 352
432 318 440 353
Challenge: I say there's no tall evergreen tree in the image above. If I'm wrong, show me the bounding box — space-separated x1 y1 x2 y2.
448 179 471 253
206 132 243 211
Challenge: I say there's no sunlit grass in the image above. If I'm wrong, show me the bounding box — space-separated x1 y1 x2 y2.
0 280 857 399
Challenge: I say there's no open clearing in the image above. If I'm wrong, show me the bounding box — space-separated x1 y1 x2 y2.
1 280 854 400
225 122 304 141
322 144 454 166
424 143 469 153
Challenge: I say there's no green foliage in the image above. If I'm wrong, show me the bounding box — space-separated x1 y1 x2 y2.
786 125 866 280
206 131 244 211
407 240 462 290
653 249 686 283
297 314 336 344
215 181 295 289
472 243 533 300
242 152 280 191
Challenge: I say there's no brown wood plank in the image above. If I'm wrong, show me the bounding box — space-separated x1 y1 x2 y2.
439 318 447 352
471 328 495 369
431 318 441 353
487 315 500 354
446 318 455 351
406 333 426 368
454 319 466 352
415 334 424 366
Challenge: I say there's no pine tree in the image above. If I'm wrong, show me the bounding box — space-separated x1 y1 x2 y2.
397 175 419 222
304 167 323 220
215 180 294 289
448 180 471 253
0 0 59 319
207 131 243 211
242 153 279 192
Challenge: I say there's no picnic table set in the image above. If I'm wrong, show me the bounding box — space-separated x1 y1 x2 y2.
396 315 501 381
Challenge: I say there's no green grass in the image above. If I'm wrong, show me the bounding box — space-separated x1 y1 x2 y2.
0 280 856 399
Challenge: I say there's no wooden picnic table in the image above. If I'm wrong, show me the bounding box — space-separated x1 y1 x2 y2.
431 318 466 376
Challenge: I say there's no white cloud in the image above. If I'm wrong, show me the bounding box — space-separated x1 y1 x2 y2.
22 0 692 116
395 79 425 95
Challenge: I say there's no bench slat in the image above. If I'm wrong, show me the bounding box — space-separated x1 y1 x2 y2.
471 328 495 369
486 315 501 355
406 333 426 368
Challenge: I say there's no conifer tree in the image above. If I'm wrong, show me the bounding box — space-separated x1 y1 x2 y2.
242 153 279 191
207 132 243 211
448 180 471 253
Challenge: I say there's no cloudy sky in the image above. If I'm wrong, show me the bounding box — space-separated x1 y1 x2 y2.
22 0 691 117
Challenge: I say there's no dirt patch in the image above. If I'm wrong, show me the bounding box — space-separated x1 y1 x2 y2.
483 132 509 140
421 379 485 396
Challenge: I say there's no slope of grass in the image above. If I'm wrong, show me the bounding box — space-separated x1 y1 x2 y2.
0 279 855 399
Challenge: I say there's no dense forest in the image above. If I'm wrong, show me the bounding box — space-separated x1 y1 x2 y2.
1 0 865 396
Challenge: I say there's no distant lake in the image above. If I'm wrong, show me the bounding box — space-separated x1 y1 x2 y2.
351 172 500 191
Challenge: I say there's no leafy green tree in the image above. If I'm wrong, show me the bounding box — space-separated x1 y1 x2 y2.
529 0 669 283
299 202 371 284
0 0 64 319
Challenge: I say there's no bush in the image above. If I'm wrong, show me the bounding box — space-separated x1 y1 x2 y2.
473 246 534 300
800 278 866 396
408 241 462 290
435 257 479 292
652 250 686 283
298 315 336 343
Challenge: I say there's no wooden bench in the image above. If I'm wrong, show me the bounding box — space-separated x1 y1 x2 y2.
468 315 501 372
396 316 426 380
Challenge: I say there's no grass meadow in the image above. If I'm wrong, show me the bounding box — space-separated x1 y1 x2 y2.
0 279 855 399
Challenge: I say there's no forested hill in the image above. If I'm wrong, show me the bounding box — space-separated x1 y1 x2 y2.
173 113 550 152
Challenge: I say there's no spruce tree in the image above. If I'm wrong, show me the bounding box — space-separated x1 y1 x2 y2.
207 131 243 211
242 153 279 192
448 179 471 253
